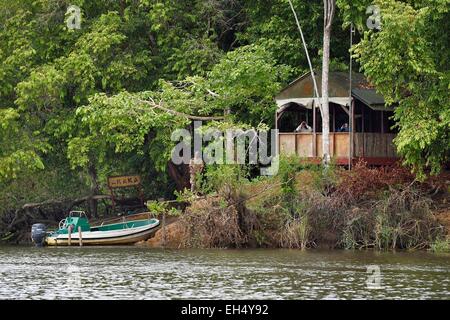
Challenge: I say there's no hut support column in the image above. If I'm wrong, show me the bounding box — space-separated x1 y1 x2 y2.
275 111 279 157
332 104 336 132
362 105 365 158
348 22 354 168
349 99 354 168
313 101 317 158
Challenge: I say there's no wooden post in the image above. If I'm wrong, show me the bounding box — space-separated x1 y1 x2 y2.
330 132 337 158
349 23 354 169
332 104 336 132
68 225 72 246
158 198 166 248
349 99 355 168
294 132 298 156
313 101 317 157
275 110 278 131
162 212 166 248
78 226 83 247
362 104 365 158
275 111 280 158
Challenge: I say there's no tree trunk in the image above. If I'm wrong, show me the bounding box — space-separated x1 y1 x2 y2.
167 161 190 191
321 0 335 166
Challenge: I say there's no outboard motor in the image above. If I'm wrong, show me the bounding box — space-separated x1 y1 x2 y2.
31 223 47 247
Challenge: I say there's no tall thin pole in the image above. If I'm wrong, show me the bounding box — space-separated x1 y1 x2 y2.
348 23 354 169
288 0 321 109
288 0 322 158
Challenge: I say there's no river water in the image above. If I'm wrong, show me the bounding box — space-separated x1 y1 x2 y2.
0 246 449 299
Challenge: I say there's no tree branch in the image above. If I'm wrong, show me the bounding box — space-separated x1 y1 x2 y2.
136 98 225 121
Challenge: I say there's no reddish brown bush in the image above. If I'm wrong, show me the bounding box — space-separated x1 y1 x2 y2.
334 161 415 204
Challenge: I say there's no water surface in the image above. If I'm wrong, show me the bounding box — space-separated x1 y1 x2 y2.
0 246 449 299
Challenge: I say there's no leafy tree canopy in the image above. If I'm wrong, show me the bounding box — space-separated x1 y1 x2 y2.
0 0 448 204
339 0 449 176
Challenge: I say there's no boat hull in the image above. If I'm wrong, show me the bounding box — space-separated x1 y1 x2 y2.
45 220 160 246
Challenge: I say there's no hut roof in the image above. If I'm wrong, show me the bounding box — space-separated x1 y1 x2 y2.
351 88 389 110
275 71 389 110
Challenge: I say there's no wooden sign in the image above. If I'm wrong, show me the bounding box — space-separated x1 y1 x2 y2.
108 175 141 189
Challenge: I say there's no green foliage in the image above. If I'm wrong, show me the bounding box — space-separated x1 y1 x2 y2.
310 162 339 195
430 238 450 253
343 0 450 177
209 44 291 126
240 0 351 75
174 189 197 204
1 0 448 224
0 0 352 199
146 200 167 215
169 37 224 78
0 109 47 182
278 155 300 201
67 44 288 176
201 164 249 195
336 0 373 30
0 162 91 217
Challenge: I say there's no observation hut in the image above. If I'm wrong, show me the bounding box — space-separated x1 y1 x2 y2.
275 71 398 165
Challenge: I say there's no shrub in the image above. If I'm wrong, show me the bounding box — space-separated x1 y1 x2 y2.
430 238 450 253
178 160 446 250
334 161 414 204
201 164 249 196
341 186 443 250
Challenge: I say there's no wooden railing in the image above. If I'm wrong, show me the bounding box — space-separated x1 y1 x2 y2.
278 132 397 160
353 133 397 158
